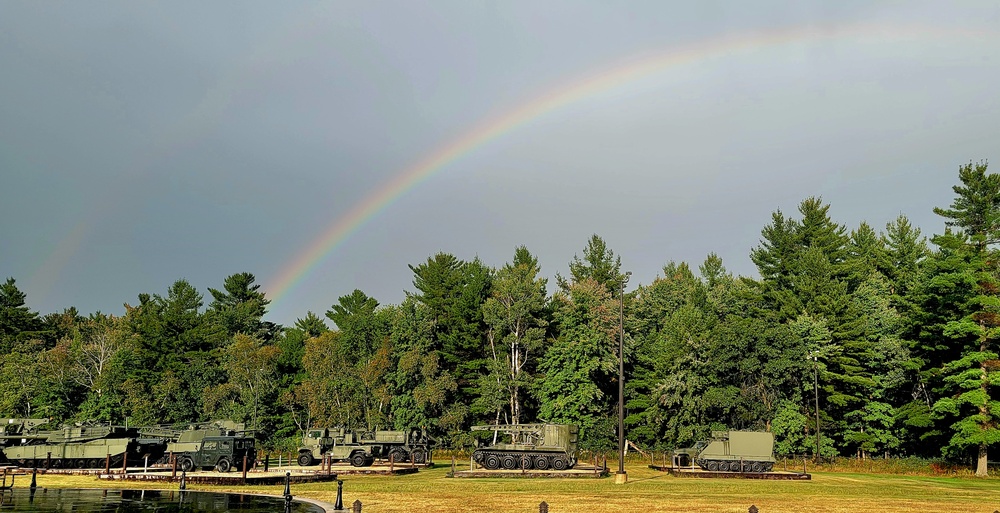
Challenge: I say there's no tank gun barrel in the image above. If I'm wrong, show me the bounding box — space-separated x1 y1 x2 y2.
471 424 546 432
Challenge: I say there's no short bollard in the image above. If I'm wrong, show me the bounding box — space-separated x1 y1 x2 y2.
284 472 293 513
179 470 186 491
334 479 344 511
749 506 759 513
352 499 362 513
539 501 548 513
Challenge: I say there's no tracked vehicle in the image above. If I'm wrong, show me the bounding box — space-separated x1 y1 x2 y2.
471 423 578 470
0 419 167 469
671 430 775 472
297 426 432 467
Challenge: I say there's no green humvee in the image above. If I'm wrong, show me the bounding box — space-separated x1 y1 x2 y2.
167 425 256 473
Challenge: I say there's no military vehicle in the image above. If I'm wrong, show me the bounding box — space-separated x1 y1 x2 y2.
471 423 578 470
297 427 432 467
671 430 775 472
143 420 256 473
0 419 167 469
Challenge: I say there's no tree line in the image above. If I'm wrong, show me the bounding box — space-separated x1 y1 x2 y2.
2 161 999 475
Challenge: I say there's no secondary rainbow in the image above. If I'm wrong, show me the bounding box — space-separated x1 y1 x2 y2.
264 21 983 311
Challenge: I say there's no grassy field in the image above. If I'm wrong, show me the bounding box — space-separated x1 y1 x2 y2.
19 463 1000 513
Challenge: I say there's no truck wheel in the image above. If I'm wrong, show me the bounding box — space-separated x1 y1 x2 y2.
298 453 315 466
180 457 195 473
387 448 407 463
350 453 368 467
216 458 231 473
410 448 427 464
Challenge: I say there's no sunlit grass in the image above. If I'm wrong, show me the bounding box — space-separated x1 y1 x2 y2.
20 463 1000 513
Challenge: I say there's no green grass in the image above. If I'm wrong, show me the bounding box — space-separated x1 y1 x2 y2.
21 463 1000 513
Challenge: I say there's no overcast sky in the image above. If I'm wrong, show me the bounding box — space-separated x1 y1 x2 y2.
3 1 999 325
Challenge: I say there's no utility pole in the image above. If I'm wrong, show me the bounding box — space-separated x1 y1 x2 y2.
615 271 631 485
813 353 821 463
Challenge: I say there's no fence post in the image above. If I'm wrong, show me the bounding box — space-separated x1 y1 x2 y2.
539 501 548 513
352 499 362 513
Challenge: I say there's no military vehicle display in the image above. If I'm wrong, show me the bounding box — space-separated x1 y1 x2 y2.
0 419 167 469
297 426 432 467
471 423 579 470
671 430 775 472
151 421 256 473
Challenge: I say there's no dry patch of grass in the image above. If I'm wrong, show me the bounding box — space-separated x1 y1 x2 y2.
22 464 1000 513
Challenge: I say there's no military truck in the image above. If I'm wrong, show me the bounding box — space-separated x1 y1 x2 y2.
152 421 256 473
671 430 775 472
297 427 432 467
0 419 167 469
471 423 579 470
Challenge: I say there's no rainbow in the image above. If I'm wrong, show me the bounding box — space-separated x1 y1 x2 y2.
261 21 991 312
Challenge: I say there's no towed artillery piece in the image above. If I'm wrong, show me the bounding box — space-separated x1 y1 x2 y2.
297 426 432 467
471 423 578 471
671 430 775 472
0 418 167 469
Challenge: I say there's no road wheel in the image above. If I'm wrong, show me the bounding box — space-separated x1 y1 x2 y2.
350 453 368 467
484 454 500 470
707 461 719 471
764 463 773 472
216 458 232 473
298 453 314 466
501 455 517 470
410 448 427 464
552 457 568 471
751 462 763 472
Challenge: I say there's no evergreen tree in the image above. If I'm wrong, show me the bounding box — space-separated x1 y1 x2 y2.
0 278 41 353
925 161 1000 476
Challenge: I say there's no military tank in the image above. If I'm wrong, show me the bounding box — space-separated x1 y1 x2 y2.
0 419 167 469
671 430 775 472
471 423 578 470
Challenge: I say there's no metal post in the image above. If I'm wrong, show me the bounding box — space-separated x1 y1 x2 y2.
264 453 269 472
144 455 149 474
334 480 344 510
616 271 631 484
242 455 248 482
30 466 37 489
179 470 186 490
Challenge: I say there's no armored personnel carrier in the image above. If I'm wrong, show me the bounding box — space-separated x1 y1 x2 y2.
671 430 775 472
0 419 167 469
297 426 432 467
471 423 578 470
